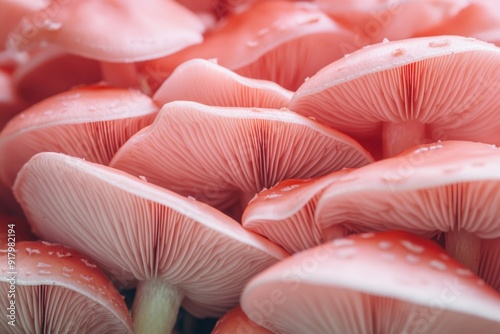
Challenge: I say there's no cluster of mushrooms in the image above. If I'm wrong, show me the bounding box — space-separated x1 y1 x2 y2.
1 0 500 333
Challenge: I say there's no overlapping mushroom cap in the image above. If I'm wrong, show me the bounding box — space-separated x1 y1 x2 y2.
153 58 292 109
110 101 373 216
289 35 500 158
316 141 500 287
241 231 500 333
0 84 158 187
13 152 289 333
243 169 352 253
138 1 354 92
0 241 134 333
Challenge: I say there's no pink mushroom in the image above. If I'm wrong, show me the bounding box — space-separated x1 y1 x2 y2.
0 241 134 333
14 152 289 333
212 306 272 334
241 231 500 333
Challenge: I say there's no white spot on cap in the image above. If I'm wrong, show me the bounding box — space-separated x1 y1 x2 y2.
265 193 282 199
335 247 357 259
429 260 446 271
378 241 392 250
62 273 72 278
414 144 443 154
139 175 148 182
36 262 51 268
401 240 425 254
456 268 473 276
41 241 56 246
429 39 451 47
246 40 259 48
80 258 97 268
62 267 74 272
333 239 355 247
392 48 404 56
26 248 41 255
80 274 94 282
56 252 71 258
38 270 52 275
359 232 375 239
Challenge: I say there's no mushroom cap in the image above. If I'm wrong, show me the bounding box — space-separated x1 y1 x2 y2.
138 1 354 92
0 0 46 49
12 46 102 103
212 306 273 334
6 0 205 62
289 35 500 155
0 241 134 333
316 141 500 239
13 152 289 318
243 169 352 253
153 58 292 109
0 84 158 187
241 231 500 333
110 101 373 213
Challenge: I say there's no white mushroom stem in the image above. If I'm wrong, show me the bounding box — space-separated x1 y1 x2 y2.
100 62 139 88
382 121 427 158
132 279 184 334
445 230 482 273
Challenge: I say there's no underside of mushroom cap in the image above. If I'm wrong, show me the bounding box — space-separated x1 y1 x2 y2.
13 152 289 318
316 141 500 239
289 35 500 157
153 58 292 109
0 241 134 333
0 85 158 187
110 101 373 213
241 231 500 333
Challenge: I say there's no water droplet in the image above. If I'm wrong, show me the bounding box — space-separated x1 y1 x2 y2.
429 39 451 47
36 262 51 268
257 28 269 36
38 270 52 275
392 48 404 56
383 38 390 43
281 185 300 192
62 267 74 272
406 254 420 264
265 193 281 199
456 268 472 276
80 274 94 282
80 258 97 268
48 251 53 255
246 40 259 48
138 175 148 182
56 252 71 258
187 196 195 200
429 260 446 271
44 20 62 31
304 76 310 82
401 240 425 254
359 232 375 239
335 247 357 259
308 116 316 121
26 248 41 255
332 239 355 247
378 241 392 250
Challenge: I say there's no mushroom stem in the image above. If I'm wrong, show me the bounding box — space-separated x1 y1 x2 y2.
100 62 139 88
132 279 183 334
382 121 427 158
445 230 482 273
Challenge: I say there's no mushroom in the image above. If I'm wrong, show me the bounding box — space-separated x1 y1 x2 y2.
137 1 355 93
289 35 500 158
243 169 352 253
0 0 46 50
13 152 289 333
109 101 373 218
6 0 205 87
153 58 292 109
316 140 500 289
12 46 102 104
0 84 158 187
212 306 272 334
241 230 500 333
0 240 134 333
